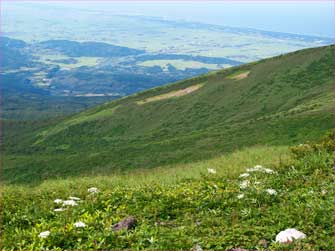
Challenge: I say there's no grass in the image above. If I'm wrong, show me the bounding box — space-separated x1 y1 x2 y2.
23 145 290 189
1 135 333 250
35 105 120 144
3 45 333 185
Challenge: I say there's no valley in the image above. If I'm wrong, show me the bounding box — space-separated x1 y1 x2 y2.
1 36 243 119
1 7 332 120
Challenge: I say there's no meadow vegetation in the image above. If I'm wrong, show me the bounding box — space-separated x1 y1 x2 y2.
1 133 333 250
1 46 334 250
3 45 333 185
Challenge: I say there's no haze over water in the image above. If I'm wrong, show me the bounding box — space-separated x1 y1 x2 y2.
2 1 334 38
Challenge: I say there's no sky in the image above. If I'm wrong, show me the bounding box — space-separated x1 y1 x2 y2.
53 0 334 37
2 1 334 38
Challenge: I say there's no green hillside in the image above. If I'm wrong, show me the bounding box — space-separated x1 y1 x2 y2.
4 45 334 184
2 133 334 250
2 45 334 251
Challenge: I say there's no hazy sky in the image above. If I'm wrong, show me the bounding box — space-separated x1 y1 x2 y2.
44 0 335 37
3 1 334 37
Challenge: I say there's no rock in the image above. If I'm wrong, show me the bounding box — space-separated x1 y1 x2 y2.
112 216 137 231
275 228 306 243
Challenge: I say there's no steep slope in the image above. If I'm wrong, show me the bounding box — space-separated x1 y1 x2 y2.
4 45 334 184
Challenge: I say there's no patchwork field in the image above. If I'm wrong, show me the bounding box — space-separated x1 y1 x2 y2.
3 4 332 63
34 54 103 70
138 59 226 70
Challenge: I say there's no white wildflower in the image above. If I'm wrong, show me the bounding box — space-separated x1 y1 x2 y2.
88 187 99 193
62 199 78 206
53 199 63 204
193 244 203 251
239 173 250 178
255 181 261 185
264 168 275 174
246 167 260 172
246 165 275 174
69 196 80 201
275 228 306 243
240 180 250 189
266 189 277 195
38 231 50 238
74 221 86 228
207 168 216 174
237 194 244 199
53 208 65 212
248 165 264 172
321 189 327 195
148 236 154 244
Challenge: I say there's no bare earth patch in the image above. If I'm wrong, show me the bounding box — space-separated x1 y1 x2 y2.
137 83 204 105
227 71 250 80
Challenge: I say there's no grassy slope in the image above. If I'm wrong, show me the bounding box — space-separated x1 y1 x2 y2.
2 136 333 250
4 45 334 184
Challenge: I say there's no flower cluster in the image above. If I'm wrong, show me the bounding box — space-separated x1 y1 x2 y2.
62 199 78 206
88 187 99 194
266 188 277 195
239 180 250 189
74 221 86 228
238 164 279 198
239 173 250 178
38 231 50 238
246 165 276 174
207 168 216 174
40 187 100 238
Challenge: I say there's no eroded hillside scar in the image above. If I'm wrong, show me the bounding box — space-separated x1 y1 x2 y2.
136 83 204 105
227 70 250 80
